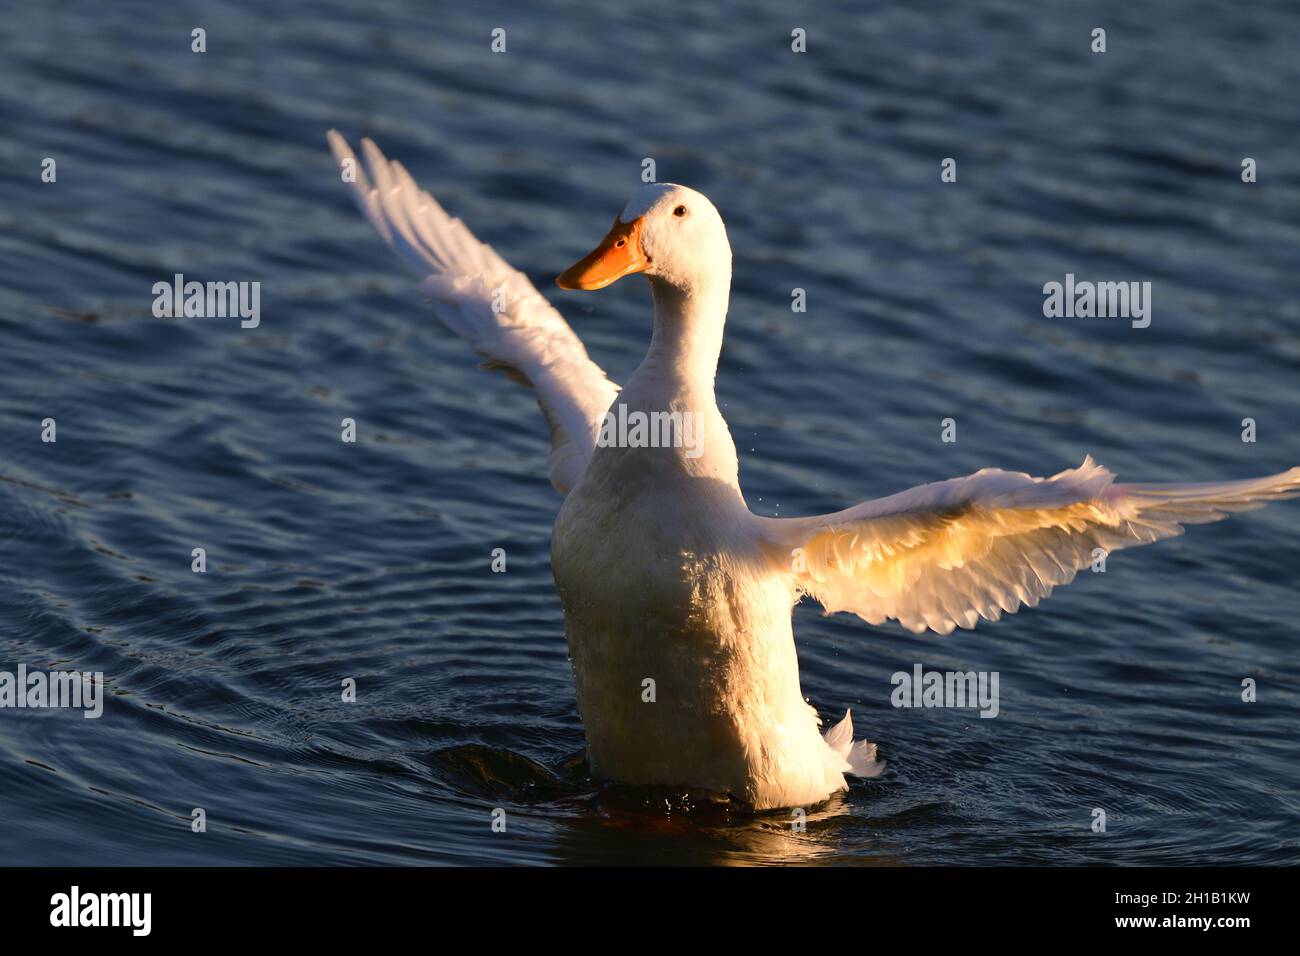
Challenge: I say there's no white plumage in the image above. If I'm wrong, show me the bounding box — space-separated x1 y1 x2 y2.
327 132 617 494
328 132 1300 810
760 454 1300 635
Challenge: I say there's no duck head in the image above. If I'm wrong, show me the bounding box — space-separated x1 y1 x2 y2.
556 183 731 298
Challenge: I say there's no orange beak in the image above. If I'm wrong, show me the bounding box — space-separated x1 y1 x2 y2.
556 216 648 290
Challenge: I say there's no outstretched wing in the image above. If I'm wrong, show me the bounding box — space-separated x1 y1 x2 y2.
758 456 1300 635
327 131 619 494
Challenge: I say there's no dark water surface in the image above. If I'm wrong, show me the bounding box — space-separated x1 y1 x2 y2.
2 0 1299 865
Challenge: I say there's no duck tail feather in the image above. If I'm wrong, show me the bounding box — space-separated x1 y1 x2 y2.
823 709 887 778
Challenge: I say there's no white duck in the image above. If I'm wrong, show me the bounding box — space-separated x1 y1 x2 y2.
328 132 1300 811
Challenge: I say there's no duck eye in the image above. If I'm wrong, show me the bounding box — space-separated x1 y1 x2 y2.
673 205 688 217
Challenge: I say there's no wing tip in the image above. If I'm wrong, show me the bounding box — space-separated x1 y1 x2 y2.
326 128 352 164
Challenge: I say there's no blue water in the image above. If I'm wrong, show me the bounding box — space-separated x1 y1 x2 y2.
2 0 1298 865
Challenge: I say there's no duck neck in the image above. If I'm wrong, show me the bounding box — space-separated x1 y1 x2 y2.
638 274 730 398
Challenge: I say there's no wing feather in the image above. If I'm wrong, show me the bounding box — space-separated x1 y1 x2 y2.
327 131 619 494
760 456 1300 634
